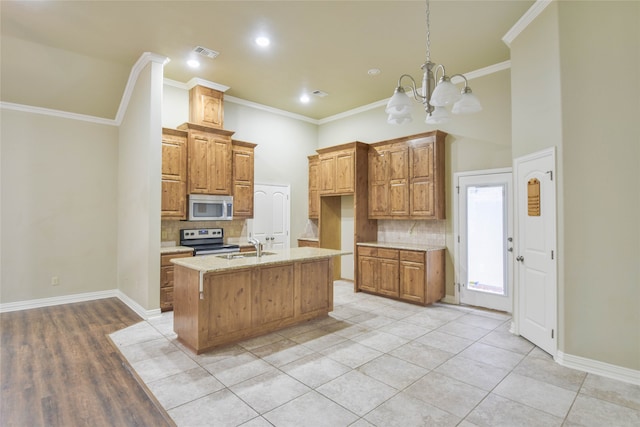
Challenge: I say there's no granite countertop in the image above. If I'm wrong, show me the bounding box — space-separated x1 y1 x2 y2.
171 247 350 274
160 245 194 255
357 241 446 252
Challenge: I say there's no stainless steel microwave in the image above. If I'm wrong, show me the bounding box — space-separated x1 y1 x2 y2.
188 194 233 221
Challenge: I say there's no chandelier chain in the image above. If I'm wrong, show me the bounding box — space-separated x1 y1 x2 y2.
425 0 431 62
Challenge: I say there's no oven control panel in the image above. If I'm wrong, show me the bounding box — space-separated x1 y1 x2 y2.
180 228 223 240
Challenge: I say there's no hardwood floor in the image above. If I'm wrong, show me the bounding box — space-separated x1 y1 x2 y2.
0 298 175 427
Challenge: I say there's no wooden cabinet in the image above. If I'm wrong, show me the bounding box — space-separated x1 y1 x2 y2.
189 85 224 129
318 146 355 195
232 140 256 218
178 122 234 196
357 245 444 305
161 128 188 219
368 131 446 220
308 155 319 218
160 251 193 311
297 238 319 248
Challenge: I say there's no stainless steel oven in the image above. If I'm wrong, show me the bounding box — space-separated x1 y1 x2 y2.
180 228 239 255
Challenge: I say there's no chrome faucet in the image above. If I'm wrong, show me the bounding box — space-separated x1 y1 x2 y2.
248 237 263 257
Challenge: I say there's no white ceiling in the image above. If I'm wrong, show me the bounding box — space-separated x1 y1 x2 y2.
0 0 534 121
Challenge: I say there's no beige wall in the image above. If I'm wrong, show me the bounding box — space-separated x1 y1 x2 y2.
317 69 514 297
511 1 640 370
117 60 164 311
0 110 119 303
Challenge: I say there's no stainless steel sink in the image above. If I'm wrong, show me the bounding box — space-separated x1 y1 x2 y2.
216 251 276 260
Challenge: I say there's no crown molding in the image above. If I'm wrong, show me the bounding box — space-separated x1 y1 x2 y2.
0 101 117 126
224 95 319 125
186 77 230 93
503 0 554 47
114 52 170 125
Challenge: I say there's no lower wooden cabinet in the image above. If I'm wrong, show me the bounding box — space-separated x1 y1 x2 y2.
160 251 193 311
357 245 444 305
297 238 319 248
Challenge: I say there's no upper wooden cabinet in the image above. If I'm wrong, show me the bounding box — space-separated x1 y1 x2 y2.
316 143 368 195
232 140 256 218
368 131 446 220
161 128 188 219
189 85 224 129
308 155 319 219
178 122 234 196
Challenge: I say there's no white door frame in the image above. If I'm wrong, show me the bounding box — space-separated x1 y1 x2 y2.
453 167 513 306
513 147 557 356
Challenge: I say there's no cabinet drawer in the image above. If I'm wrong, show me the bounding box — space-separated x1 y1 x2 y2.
160 266 173 288
160 287 173 310
358 246 377 257
401 250 424 263
161 251 193 266
377 248 399 260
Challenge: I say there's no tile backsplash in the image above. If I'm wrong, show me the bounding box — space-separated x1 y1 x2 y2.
377 219 446 246
161 219 248 244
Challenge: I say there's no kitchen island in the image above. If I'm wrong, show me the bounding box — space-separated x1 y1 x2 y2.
171 247 349 354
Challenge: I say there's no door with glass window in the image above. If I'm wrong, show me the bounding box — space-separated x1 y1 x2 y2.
457 171 513 312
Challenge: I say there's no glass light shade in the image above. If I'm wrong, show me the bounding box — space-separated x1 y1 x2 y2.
387 112 413 125
425 106 451 124
452 91 482 114
385 88 413 115
430 78 462 107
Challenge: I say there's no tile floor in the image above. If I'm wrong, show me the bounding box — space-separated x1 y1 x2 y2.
110 281 640 427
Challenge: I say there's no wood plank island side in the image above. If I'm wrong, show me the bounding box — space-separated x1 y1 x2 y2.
172 248 344 354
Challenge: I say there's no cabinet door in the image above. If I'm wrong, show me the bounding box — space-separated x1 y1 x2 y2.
335 151 354 193
161 131 187 219
358 256 378 293
389 180 409 216
297 259 331 315
319 155 336 193
400 251 426 304
378 258 400 297
409 141 435 217
252 264 295 325
189 85 224 129
232 147 254 218
188 132 213 194
308 157 319 218
368 149 388 217
211 137 231 194
206 270 253 338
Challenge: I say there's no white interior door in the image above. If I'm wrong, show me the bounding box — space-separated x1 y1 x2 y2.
514 148 557 356
251 184 290 250
457 170 513 312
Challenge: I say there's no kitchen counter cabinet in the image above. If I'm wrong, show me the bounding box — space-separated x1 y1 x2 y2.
160 250 193 312
356 243 444 305
172 247 346 353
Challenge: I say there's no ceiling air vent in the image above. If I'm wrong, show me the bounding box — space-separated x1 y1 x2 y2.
193 46 219 59
312 90 328 98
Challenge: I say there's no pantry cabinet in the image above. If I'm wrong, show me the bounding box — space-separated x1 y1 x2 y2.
161 128 188 219
178 122 234 196
232 140 256 218
368 131 446 220
308 155 319 218
357 244 444 305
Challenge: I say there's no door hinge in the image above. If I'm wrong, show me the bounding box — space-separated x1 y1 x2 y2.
456 186 460 194
457 235 460 243
551 250 554 260
457 283 461 293
546 170 553 181
551 329 555 339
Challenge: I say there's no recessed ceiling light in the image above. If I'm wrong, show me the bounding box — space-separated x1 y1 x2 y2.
300 94 310 104
368 68 381 76
187 59 200 68
256 36 270 47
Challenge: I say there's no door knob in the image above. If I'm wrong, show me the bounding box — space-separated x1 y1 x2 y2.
508 247 513 252
516 256 524 262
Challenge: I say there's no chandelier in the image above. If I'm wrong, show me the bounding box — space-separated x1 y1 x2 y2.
386 0 482 125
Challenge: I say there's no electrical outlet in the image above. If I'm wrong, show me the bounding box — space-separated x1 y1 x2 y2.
51 276 60 286
161 230 168 240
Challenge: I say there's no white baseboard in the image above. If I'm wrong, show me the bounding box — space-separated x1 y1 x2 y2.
115 290 162 320
556 350 640 386
0 289 161 320
0 289 118 313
